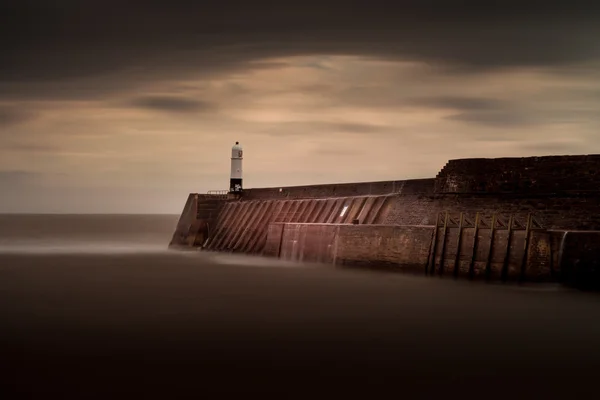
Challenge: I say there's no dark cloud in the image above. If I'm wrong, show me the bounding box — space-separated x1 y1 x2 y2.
254 121 392 137
297 84 336 94
543 109 600 124
399 94 600 128
129 96 216 113
330 123 390 134
0 61 289 101
406 97 508 111
445 111 538 128
446 108 600 128
0 170 41 186
310 88 514 111
1 0 599 96
0 106 37 126
535 87 600 103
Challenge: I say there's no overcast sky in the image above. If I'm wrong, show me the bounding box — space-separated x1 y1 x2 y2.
1 1 600 213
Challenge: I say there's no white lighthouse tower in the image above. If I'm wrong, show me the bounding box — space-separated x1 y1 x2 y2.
230 141 243 193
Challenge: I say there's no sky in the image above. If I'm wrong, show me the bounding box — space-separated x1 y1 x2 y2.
1 1 600 213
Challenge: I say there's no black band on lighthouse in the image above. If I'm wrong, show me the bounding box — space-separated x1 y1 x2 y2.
230 178 242 193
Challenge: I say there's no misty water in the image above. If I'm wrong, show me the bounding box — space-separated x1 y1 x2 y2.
1 214 599 398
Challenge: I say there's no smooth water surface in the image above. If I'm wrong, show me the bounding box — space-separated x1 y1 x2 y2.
1 214 599 398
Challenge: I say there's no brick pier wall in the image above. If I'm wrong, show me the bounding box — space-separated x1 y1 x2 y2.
261 222 555 282
264 224 434 273
203 195 396 254
169 194 199 248
387 154 600 230
168 194 226 249
242 178 435 200
384 193 600 230
435 155 600 194
170 154 600 288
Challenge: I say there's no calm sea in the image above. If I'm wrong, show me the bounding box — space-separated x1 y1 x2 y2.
1 214 599 398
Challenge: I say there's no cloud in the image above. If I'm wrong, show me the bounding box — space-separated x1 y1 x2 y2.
445 111 536 128
296 84 335 94
519 141 588 155
249 121 393 137
328 123 390 134
0 142 56 152
1 2 600 213
1 1 599 95
129 96 216 113
0 59 293 102
0 170 41 186
301 85 515 111
406 96 508 111
445 108 600 128
0 106 37 126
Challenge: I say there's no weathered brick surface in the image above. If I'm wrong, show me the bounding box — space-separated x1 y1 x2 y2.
267 223 433 273
206 195 394 254
278 224 338 264
385 194 600 230
267 223 433 272
430 227 533 281
334 225 434 273
169 194 197 248
262 223 285 257
242 178 434 200
172 154 600 287
383 195 434 225
525 231 553 282
242 154 600 201
266 221 562 282
435 154 600 194
169 194 226 249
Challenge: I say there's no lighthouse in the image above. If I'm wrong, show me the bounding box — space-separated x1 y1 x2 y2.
230 141 243 193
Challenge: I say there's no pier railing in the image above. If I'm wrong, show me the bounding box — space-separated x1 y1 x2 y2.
205 190 229 199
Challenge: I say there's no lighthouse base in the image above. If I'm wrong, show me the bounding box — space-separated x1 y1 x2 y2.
229 178 243 194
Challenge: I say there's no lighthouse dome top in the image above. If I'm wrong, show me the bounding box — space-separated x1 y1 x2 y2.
231 141 243 159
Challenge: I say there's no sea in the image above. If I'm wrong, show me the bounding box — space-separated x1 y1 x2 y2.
1 214 599 399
